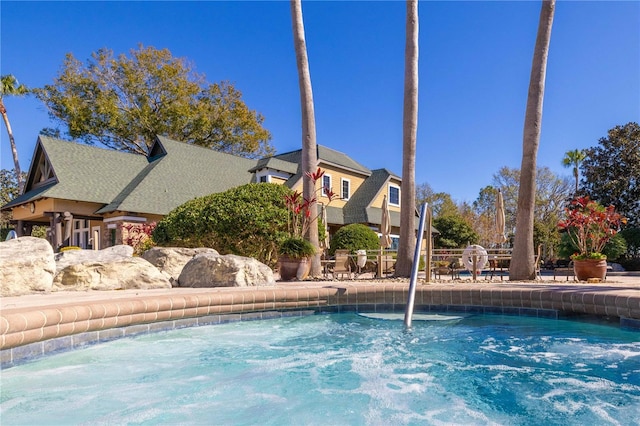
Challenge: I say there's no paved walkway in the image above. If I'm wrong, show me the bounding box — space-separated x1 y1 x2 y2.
2 273 639 311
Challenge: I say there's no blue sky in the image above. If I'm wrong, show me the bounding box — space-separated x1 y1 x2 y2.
1 1 638 203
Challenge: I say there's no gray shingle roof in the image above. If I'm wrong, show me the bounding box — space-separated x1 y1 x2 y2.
3 136 146 209
3 136 258 215
272 145 371 176
343 169 393 224
96 136 257 215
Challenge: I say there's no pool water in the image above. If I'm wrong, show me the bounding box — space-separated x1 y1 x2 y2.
1 313 639 425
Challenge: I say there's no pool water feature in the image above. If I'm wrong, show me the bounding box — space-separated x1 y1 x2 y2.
1 313 639 425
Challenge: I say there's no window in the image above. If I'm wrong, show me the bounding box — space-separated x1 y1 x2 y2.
389 185 400 206
72 219 90 249
322 174 332 197
259 176 268 183
341 178 351 200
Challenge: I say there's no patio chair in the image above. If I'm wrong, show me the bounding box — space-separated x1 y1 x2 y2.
333 249 352 280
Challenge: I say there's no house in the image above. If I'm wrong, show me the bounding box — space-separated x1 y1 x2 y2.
2 135 406 251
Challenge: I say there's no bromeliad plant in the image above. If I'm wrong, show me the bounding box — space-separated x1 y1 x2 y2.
281 168 337 258
557 196 626 260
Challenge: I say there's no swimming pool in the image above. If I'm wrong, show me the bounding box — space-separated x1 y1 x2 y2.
1 312 639 425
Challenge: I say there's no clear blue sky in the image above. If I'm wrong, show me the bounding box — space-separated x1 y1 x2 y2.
1 1 638 203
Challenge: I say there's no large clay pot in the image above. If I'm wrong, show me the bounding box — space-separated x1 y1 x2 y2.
278 256 311 281
573 258 607 281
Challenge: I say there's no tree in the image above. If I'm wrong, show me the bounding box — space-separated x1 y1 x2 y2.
0 75 29 191
489 166 571 258
291 0 321 277
416 183 458 218
0 169 22 231
581 122 640 227
33 45 274 158
510 0 555 281
396 0 419 277
562 149 586 194
433 215 479 249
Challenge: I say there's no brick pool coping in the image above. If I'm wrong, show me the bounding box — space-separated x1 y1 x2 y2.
2 280 639 366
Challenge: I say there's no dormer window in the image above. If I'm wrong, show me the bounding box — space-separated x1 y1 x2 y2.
389 185 400 206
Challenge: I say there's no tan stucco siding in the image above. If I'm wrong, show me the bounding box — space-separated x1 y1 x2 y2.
371 178 402 212
314 165 367 208
270 176 288 184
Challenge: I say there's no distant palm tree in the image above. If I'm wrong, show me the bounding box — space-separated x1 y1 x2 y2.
396 0 419 277
510 0 556 281
562 149 586 194
290 0 321 276
0 75 29 192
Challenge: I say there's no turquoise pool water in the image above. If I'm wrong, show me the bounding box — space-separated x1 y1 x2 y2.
1 313 639 425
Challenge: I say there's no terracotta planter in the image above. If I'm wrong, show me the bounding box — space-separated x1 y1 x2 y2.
278 256 311 281
573 258 607 281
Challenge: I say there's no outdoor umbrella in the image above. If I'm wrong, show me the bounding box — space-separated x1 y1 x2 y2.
380 195 392 249
495 189 507 245
320 204 330 250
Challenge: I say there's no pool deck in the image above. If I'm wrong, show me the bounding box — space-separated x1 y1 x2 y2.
2 274 639 365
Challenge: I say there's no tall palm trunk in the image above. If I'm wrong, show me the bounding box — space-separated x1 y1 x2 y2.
0 101 23 192
291 0 321 276
396 0 419 277
510 0 555 280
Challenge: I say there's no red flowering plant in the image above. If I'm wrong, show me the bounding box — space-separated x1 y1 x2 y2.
121 221 157 255
280 168 337 258
557 196 626 260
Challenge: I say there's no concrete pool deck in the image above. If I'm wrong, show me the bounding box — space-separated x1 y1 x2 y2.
2 274 639 366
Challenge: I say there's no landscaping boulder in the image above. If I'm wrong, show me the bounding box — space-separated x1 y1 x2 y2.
55 245 134 270
0 237 56 296
178 253 274 287
141 247 219 285
53 257 172 291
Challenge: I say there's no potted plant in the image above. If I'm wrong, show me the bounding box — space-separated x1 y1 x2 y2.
278 168 336 280
557 196 626 281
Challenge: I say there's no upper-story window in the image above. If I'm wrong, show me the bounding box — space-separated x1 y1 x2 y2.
389 185 400 206
322 174 332 197
341 178 351 200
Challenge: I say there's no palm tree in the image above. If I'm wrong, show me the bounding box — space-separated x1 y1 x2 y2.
509 0 556 281
290 0 321 276
0 75 29 192
395 0 419 277
562 149 585 194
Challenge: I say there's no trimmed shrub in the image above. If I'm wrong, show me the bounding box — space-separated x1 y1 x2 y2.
153 183 292 266
329 224 380 255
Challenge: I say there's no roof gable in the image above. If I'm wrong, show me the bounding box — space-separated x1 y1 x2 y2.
272 145 371 177
96 136 259 215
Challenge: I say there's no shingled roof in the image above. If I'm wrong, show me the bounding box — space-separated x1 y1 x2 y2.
96 136 256 215
4 136 257 215
272 145 371 176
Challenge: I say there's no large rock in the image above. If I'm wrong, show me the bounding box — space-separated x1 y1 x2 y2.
53 257 172 291
0 237 56 296
141 247 218 285
178 253 274 287
55 245 134 270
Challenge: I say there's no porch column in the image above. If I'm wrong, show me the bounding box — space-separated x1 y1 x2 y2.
63 211 73 247
15 220 24 237
54 213 63 250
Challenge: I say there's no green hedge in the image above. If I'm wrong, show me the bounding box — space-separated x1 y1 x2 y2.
153 183 292 266
329 223 380 255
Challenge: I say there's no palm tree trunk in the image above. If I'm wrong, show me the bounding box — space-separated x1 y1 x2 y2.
510 0 555 280
0 102 24 192
291 0 321 277
396 0 419 277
